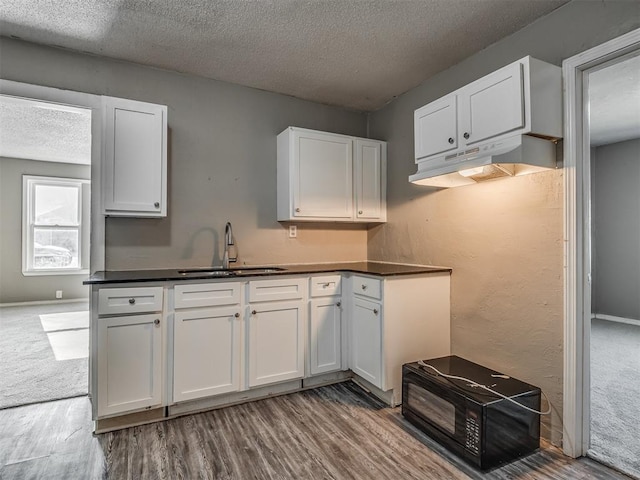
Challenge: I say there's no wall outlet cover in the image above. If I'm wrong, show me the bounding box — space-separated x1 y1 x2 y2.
289 225 297 238
55 290 63 299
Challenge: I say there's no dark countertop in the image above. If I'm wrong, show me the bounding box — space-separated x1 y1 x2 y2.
83 261 451 285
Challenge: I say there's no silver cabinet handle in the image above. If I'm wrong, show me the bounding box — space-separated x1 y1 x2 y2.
463 132 470 139
235 312 240 318
358 210 363 214
373 309 379 315
448 137 454 144
361 284 367 290
154 319 160 325
154 202 160 208
337 301 341 307
128 298 136 305
323 282 331 287
251 310 257 315
295 208 301 212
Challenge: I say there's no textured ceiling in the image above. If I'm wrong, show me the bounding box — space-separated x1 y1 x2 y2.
589 54 640 147
0 96 92 164
0 0 568 111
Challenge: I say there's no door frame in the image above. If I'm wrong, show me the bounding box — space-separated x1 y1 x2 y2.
562 28 640 458
0 80 105 272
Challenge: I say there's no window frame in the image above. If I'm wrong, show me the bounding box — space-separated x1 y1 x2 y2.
22 175 90 276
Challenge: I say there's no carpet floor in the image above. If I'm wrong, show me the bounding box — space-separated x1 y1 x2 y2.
0 301 89 410
590 317 640 479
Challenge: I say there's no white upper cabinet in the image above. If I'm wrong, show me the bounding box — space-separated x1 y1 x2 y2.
103 96 167 217
414 56 562 163
278 127 386 223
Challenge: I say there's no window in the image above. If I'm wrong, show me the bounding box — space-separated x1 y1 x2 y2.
23 176 90 275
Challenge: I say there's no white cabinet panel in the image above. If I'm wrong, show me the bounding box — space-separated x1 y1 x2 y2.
294 130 353 219
355 139 385 221
173 306 241 402
309 297 342 375
103 96 167 217
352 275 382 300
248 300 305 387
248 277 305 302
97 313 162 417
98 286 163 315
414 95 458 160
174 282 241 309
461 62 524 146
351 297 382 388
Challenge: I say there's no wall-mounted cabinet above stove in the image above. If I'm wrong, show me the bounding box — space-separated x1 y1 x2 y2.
277 127 386 223
414 56 562 163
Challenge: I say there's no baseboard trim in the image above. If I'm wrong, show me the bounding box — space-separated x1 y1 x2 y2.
0 298 89 308
593 314 640 327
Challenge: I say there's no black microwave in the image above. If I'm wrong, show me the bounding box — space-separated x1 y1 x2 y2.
402 356 541 471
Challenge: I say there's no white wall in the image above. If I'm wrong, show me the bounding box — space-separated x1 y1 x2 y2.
367 1 640 444
592 138 640 321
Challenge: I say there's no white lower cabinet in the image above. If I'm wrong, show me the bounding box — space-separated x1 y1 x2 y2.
349 273 451 406
351 297 382 387
173 306 241 402
247 300 305 387
97 313 163 417
309 297 342 375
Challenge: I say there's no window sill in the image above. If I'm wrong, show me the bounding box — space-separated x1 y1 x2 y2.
23 269 90 277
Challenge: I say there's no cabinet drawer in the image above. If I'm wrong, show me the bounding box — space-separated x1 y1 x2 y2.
98 287 164 315
352 275 381 300
174 282 241 309
249 278 305 302
310 275 342 297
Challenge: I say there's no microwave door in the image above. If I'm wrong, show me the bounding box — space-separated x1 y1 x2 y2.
403 372 471 450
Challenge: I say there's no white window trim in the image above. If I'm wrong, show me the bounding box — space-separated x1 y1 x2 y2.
22 175 90 276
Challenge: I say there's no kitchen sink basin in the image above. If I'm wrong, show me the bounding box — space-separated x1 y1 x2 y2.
177 267 286 277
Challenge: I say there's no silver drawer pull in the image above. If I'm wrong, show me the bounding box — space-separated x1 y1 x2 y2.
154 319 160 325
235 312 240 318
373 309 379 315
361 284 367 290
337 302 341 307
251 310 257 315
323 282 331 287
128 298 136 305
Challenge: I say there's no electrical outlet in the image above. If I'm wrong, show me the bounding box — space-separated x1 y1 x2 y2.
289 225 297 238
55 290 63 299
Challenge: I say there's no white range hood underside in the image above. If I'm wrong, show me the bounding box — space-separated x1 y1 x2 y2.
409 135 557 188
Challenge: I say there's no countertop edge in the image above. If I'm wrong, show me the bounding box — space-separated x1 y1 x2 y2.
83 263 452 285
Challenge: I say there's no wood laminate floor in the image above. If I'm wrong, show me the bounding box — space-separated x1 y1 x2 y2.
0 382 631 480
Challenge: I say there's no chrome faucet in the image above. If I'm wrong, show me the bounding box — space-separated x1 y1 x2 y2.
222 221 237 269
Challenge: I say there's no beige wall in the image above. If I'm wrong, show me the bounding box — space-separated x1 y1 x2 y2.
0 157 91 303
0 37 369 271
368 1 640 445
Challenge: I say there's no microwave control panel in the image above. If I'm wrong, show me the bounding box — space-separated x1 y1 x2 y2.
465 409 481 455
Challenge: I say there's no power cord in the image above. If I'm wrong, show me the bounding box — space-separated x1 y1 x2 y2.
417 360 552 415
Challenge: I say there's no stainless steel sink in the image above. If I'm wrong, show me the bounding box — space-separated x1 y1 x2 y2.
177 269 235 276
177 266 286 277
229 267 286 274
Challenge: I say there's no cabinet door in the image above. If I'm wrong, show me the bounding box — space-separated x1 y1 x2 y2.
103 97 167 217
248 300 305 387
97 313 162 417
351 297 383 389
309 297 342 375
173 306 241 402
460 62 524 146
355 139 385 221
414 94 458 160
292 130 353 219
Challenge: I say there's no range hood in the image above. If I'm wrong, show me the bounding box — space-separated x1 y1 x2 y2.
409 135 557 188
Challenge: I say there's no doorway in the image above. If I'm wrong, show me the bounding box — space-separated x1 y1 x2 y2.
563 28 640 479
0 95 92 408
